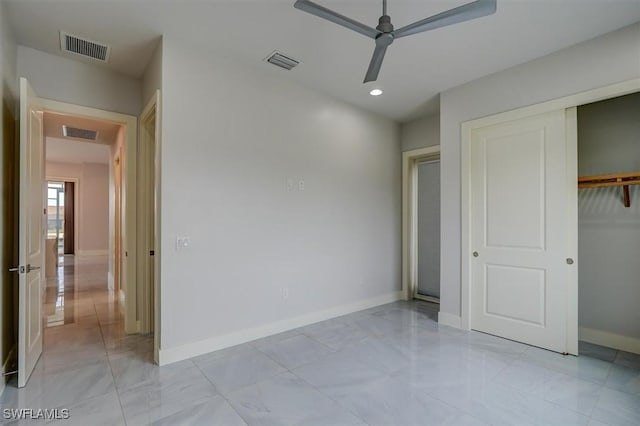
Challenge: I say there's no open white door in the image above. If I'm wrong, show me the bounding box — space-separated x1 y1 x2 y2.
16 78 45 387
469 108 577 355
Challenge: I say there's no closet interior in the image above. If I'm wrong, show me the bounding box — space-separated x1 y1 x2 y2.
577 91 640 357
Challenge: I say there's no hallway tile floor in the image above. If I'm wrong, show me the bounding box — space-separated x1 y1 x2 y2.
1 256 639 425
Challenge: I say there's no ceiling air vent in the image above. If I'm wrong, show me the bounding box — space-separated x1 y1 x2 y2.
60 31 111 62
63 125 98 141
265 51 300 71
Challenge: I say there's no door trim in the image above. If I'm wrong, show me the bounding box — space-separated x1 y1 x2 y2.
140 90 161 364
565 107 578 355
39 98 138 335
460 79 640 352
402 145 440 301
138 90 162 364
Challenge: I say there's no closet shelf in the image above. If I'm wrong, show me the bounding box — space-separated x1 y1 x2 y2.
578 172 640 208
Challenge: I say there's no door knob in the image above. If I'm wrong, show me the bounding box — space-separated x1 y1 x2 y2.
566 258 574 265
26 265 41 273
473 252 479 257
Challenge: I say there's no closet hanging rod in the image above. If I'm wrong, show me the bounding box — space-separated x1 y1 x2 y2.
578 171 640 208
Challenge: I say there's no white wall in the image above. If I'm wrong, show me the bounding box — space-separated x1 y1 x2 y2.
578 93 640 176
142 40 162 108
17 46 141 116
80 163 109 253
0 1 17 393
578 93 640 339
400 113 439 152
159 35 400 358
439 23 640 317
46 160 110 255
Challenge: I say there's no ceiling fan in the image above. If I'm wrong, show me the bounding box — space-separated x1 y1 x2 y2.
294 0 497 83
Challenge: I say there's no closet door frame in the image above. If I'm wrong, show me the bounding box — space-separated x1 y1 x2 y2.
460 78 640 355
402 145 441 301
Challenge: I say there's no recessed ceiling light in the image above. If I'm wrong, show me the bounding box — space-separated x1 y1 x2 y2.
369 89 383 96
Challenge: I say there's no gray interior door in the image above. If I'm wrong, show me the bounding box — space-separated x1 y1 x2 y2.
417 160 440 299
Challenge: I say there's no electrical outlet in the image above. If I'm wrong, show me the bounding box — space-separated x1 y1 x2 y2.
298 180 305 191
286 178 295 192
282 287 289 300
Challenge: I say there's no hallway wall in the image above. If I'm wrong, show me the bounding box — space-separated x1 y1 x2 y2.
46 160 110 255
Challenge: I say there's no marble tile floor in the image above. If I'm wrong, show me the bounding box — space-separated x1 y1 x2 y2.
2 257 639 425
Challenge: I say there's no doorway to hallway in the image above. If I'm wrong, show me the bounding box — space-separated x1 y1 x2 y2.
13 79 158 387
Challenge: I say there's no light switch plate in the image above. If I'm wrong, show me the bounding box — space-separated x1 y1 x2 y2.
176 236 190 250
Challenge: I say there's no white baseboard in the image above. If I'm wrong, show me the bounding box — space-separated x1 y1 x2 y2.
579 327 640 355
77 250 108 256
107 271 114 290
438 311 462 329
414 294 440 304
158 291 403 366
1 345 17 397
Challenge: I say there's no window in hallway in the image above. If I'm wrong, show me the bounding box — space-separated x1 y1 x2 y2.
47 181 65 255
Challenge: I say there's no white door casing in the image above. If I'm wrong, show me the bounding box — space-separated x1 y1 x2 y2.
469 108 576 354
138 90 160 341
401 146 441 301
17 78 45 387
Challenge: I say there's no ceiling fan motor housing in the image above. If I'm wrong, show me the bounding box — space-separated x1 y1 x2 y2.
377 15 394 33
376 32 394 47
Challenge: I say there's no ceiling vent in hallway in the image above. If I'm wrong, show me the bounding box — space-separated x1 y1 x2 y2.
265 51 300 71
62 125 98 141
60 31 111 62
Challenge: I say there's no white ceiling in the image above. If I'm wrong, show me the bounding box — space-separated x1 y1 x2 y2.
44 111 119 164
46 137 110 165
44 112 121 145
6 0 640 121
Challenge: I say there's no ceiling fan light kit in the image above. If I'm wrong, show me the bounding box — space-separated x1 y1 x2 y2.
294 0 497 84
